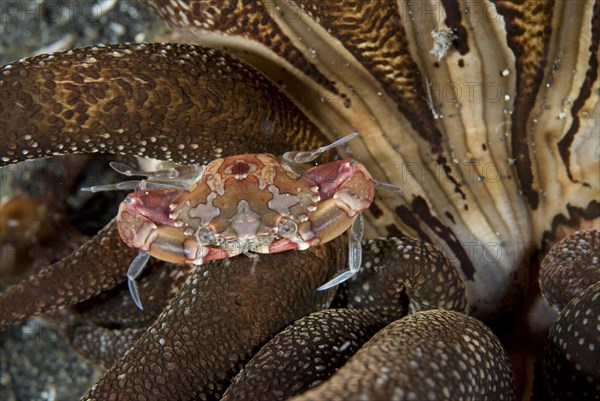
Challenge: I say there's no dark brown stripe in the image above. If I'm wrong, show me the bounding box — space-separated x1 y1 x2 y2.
397 197 476 280
395 204 433 244
385 223 406 238
368 200 384 218
557 0 599 185
541 200 600 250
292 0 465 199
411 196 476 280
493 0 555 209
440 0 470 55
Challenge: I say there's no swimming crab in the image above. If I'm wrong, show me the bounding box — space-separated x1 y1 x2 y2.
86 133 386 309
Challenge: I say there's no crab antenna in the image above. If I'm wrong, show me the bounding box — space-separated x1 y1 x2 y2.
283 131 359 163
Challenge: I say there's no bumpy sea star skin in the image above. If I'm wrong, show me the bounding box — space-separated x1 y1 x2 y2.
66 234 469 398
70 261 193 326
61 234 468 398
81 239 344 401
536 231 600 400
333 237 467 319
223 238 469 401
289 310 515 401
539 229 600 311
543 281 600 401
0 43 325 167
66 263 195 368
222 308 388 401
0 220 136 331
70 326 147 370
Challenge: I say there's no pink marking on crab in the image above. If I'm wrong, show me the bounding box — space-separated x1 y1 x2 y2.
117 189 189 264
299 159 374 241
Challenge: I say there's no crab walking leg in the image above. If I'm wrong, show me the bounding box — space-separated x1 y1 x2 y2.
82 181 146 193
82 163 206 193
317 213 365 290
373 179 404 194
127 250 151 310
82 180 186 192
349 213 365 270
283 132 358 163
109 161 204 181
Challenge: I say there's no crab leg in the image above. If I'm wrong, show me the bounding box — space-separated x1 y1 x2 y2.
118 203 214 265
82 163 205 193
110 162 205 186
349 212 364 274
127 250 151 310
317 213 364 290
373 179 404 194
283 132 358 163
82 180 186 192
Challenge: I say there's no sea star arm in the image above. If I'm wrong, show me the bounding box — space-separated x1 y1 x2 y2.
0 219 136 331
81 238 344 401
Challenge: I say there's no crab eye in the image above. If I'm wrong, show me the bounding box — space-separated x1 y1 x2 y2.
196 227 216 245
277 218 297 238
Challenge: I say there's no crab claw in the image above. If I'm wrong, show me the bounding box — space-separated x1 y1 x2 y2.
119 190 200 261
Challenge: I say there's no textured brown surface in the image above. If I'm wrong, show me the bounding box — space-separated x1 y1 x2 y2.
539 229 600 310
333 237 467 320
0 219 136 331
544 281 600 400
223 308 387 401
71 261 194 326
0 43 325 167
81 239 344 401
67 263 195 367
290 310 515 401
142 0 337 92
224 235 468 401
71 326 147 369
